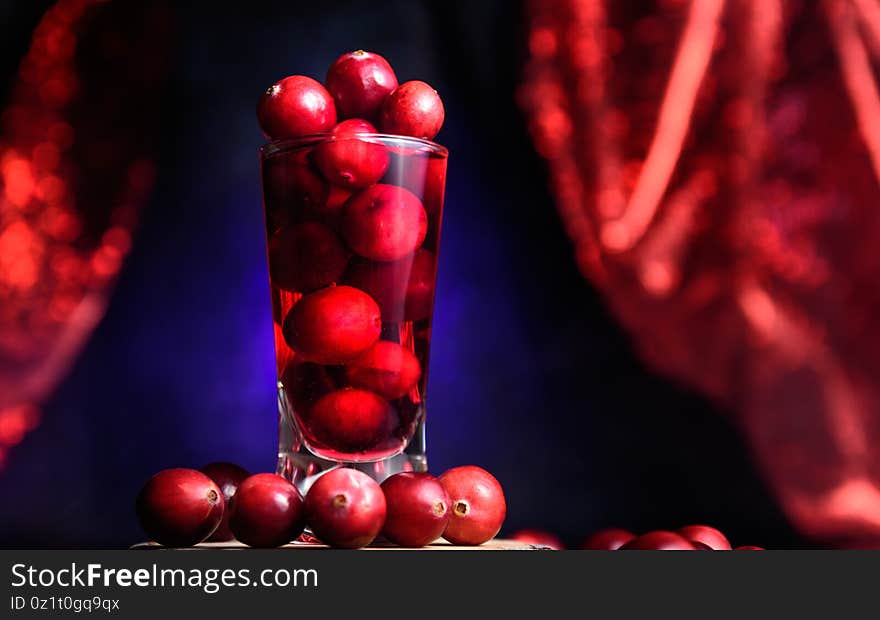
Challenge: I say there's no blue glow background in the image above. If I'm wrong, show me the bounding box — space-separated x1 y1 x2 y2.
0 0 807 548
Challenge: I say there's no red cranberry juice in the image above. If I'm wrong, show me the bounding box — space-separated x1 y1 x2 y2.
260 136 446 462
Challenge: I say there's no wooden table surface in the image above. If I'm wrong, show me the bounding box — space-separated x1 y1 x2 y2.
132 539 545 551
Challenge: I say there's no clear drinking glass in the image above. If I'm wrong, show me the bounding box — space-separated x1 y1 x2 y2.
260 133 447 490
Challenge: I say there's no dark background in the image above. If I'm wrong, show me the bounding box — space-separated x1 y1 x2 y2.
0 0 808 548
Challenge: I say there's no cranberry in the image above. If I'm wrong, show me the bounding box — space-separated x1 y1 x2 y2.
262 151 329 229
257 75 337 140
438 466 506 546
344 249 436 321
344 341 421 400
380 81 444 140
135 468 224 547
281 360 338 413
380 472 450 547
677 524 732 550
302 184 352 230
274 321 297 373
314 119 389 190
304 468 387 548
581 528 635 550
324 186 352 221
268 221 348 292
199 462 251 542
305 388 394 453
342 184 427 261
620 531 699 550
325 50 398 124
283 285 381 364
382 150 446 215
510 529 565 550
735 545 765 550
229 473 305 548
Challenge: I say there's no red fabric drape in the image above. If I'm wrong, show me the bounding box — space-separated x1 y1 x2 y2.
520 0 880 546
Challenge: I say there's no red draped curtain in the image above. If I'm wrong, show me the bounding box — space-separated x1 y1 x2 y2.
519 0 880 546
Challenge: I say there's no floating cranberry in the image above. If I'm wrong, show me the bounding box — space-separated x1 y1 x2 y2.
325 50 398 123
262 151 329 229
257 75 337 140
342 184 427 261
268 221 348 292
581 528 635 550
281 360 338 413
314 119 389 190
620 531 699 550
135 468 224 547
283 285 381 364
380 472 450 547
305 388 394 453
304 468 387 548
229 473 305 548
735 545 765 550
324 186 352 220
438 466 506 546
380 80 444 140
344 249 436 321
344 341 421 400
677 524 732 550
510 529 565 550
199 462 251 542
380 150 446 214
422 156 447 214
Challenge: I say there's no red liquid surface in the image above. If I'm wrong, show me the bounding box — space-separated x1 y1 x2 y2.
261 137 446 462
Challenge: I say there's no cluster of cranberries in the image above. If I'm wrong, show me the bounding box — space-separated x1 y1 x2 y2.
258 51 446 461
258 50 443 142
510 525 764 550
136 464 506 549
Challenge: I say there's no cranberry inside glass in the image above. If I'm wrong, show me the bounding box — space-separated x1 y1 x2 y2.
260 133 447 489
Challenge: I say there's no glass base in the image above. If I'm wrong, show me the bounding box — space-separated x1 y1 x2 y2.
276 449 427 495
275 387 427 495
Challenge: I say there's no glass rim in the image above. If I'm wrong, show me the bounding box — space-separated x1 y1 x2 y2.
260 132 448 158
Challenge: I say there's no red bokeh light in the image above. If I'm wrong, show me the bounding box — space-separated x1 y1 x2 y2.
0 0 169 471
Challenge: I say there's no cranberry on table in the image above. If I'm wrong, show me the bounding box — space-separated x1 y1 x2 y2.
325 50 398 123
282 285 381 364
677 524 732 550
344 249 437 322
620 531 699 550
306 388 394 453
199 462 251 542
510 529 565 550
342 184 427 261
438 466 506 546
344 341 421 400
380 472 450 547
581 528 635 550
380 80 445 140
314 119 389 190
304 468 387 549
229 474 305 548
135 468 224 547
268 221 348 292
257 75 337 140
